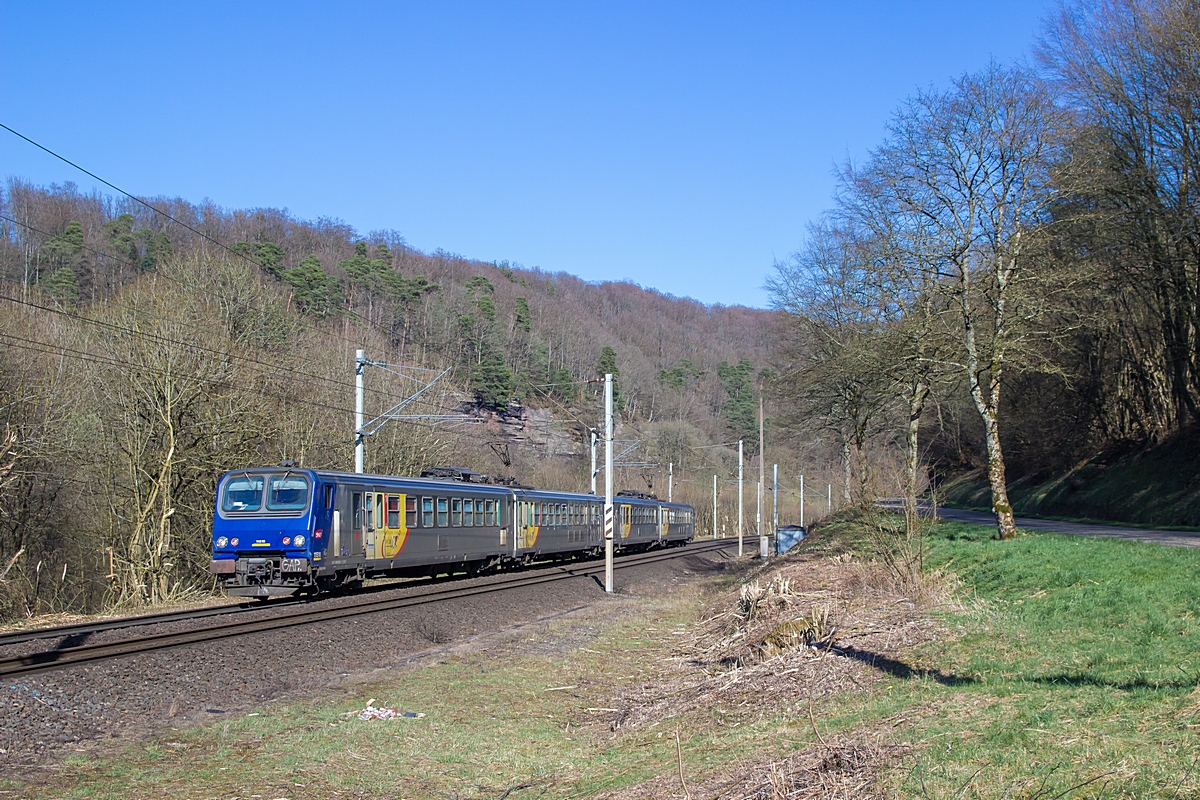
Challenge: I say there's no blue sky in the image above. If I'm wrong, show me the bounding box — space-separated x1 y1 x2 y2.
1 1 1057 308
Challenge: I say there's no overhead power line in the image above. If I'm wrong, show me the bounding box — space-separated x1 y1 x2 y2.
0 127 397 346
0 331 359 417
0 122 278 277
0 290 386 398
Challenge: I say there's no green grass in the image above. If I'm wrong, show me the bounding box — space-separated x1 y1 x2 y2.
844 519 1200 797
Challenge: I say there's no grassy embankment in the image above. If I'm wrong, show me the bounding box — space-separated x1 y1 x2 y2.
8 519 1200 798
854 518 1200 796
940 427 1200 528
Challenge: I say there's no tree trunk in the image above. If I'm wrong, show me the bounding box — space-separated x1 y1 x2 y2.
841 439 852 506
981 409 1017 539
903 378 929 522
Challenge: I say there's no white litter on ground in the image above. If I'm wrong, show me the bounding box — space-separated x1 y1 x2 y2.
344 699 425 721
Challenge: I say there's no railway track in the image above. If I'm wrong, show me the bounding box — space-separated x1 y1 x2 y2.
0 598 308 647
0 539 734 679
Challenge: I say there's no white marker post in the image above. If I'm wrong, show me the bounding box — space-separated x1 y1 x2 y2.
668 462 673 503
772 463 778 538
758 396 767 559
604 374 614 594
355 349 365 473
590 430 597 495
737 440 744 557
712 473 718 539
800 474 805 528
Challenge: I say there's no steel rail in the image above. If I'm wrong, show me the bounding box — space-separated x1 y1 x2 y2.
0 598 306 647
0 540 733 678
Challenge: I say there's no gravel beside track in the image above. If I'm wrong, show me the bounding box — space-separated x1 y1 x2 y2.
0 541 739 766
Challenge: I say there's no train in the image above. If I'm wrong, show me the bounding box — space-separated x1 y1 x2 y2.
209 464 696 597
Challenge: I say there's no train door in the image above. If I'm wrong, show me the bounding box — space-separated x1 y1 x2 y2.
517 501 530 549
347 491 366 558
362 493 377 558
382 493 408 559
620 504 632 538
659 506 668 541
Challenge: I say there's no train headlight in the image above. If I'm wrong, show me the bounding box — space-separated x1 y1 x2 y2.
230 537 239 547
216 536 229 548
282 536 291 545
293 534 306 548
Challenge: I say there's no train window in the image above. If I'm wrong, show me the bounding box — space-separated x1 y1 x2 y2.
462 499 473 527
222 475 264 512
485 499 496 526
474 500 484 526
267 475 310 511
375 494 384 529
405 496 417 528
535 503 542 526
422 497 433 527
364 493 375 530
437 498 448 527
352 493 363 530
561 504 568 525
387 495 400 528
324 484 334 509
451 498 461 527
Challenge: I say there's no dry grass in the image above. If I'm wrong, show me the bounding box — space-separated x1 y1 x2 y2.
588 551 954 797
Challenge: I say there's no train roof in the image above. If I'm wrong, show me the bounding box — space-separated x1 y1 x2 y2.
218 467 693 507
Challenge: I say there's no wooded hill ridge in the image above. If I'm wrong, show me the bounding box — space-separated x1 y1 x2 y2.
0 179 776 612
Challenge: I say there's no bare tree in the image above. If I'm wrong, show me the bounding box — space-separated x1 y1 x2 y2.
1040 0 1200 435
867 64 1066 539
835 170 956 524
769 221 893 508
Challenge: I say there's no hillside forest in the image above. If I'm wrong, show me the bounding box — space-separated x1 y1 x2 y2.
0 175 785 614
1 0 1199 617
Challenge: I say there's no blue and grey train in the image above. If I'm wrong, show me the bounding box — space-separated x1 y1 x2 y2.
209 465 695 597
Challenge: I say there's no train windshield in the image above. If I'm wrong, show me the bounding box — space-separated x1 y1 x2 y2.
222 475 264 512
267 475 311 511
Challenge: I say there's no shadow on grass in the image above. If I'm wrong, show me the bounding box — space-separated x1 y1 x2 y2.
830 643 977 686
832 644 1196 692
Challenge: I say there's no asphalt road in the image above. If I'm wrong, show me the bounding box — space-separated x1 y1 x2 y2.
935 505 1200 549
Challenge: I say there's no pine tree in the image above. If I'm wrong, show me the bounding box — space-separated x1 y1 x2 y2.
283 256 342 317
44 266 79 308
597 346 622 409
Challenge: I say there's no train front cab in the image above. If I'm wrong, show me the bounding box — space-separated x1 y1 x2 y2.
210 469 324 597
